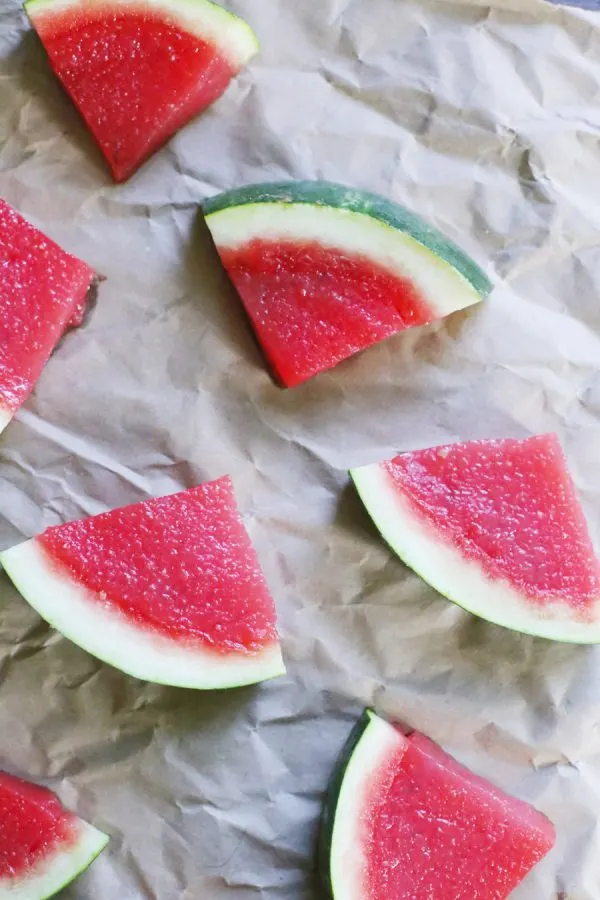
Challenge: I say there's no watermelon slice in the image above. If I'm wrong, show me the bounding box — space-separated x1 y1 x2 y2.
0 199 95 434
0 476 285 688
0 769 108 899
351 434 600 643
204 181 492 387
320 710 555 900
26 0 259 182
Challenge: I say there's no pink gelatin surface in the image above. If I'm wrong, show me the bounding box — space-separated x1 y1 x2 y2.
218 239 434 387
364 732 555 900
38 477 279 655
383 434 600 610
33 4 235 182
0 771 76 880
0 199 94 416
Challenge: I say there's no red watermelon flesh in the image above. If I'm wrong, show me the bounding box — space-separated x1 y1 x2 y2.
38 476 278 654
31 4 240 182
219 239 434 387
0 772 76 879
383 434 600 612
366 731 555 900
0 199 94 424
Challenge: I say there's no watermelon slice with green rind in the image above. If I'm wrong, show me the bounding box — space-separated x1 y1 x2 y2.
350 433 600 643
0 476 285 688
204 181 492 387
0 769 108 899
26 0 259 182
0 199 95 435
319 710 555 900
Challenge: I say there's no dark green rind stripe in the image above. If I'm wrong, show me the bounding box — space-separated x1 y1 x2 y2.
317 710 373 899
203 181 492 298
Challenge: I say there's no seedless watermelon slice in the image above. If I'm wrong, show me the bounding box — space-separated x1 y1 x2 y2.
0 199 95 434
351 434 600 642
320 710 555 900
0 770 108 899
0 477 285 688
27 0 259 182
204 181 492 387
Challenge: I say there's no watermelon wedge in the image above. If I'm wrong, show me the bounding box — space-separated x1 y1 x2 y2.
0 769 108 899
0 477 285 689
0 199 95 434
204 181 492 387
26 0 259 182
320 710 555 900
351 433 600 643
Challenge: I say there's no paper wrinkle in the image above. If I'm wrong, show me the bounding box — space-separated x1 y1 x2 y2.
1 0 600 897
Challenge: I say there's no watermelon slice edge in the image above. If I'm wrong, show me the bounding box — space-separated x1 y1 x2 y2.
0 478 285 689
1 536 286 688
0 770 108 900
319 710 408 900
26 0 259 182
204 180 492 297
319 710 555 900
350 433 600 643
204 181 492 387
25 0 260 68
0 198 96 434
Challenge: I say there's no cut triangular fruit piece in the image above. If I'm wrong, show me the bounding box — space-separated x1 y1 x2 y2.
0 477 285 688
0 769 108 899
351 433 600 642
319 710 555 900
204 181 492 387
0 199 95 435
26 0 259 182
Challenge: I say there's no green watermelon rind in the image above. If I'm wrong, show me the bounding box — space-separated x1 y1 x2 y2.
321 710 557 900
203 181 492 298
0 538 286 690
2 817 108 900
317 710 372 899
318 709 407 900
24 0 260 68
350 462 600 645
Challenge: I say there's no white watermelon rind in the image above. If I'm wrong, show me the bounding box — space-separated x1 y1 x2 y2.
1 817 108 900
25 0 259 69
204 181 492 297
318 710 406 900
0 405 12 436
0 539 286 689
350 462 600 644
205 182 490 323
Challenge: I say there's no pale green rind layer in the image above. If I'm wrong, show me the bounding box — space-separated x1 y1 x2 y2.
319 710 407 900
25 0 259 69
0 819 108 900
204 181 492 297
206 202 486 322
350 463 600 644
0 539 286 689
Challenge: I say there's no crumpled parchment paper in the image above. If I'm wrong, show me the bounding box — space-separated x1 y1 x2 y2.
1 0 600 896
